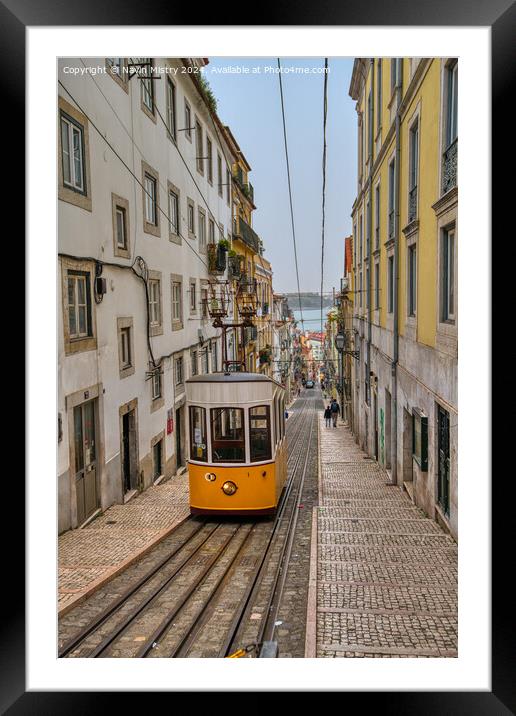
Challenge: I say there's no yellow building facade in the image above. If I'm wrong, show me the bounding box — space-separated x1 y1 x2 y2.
349 58 458 539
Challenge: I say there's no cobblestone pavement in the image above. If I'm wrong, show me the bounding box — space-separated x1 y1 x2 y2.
58 473 190 614
307 417 457 658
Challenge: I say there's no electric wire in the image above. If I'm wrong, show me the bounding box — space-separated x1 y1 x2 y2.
277 58 304 333
320 58 329 350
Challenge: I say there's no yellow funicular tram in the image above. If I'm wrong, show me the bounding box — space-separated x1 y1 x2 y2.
186 372 287 515
185 276 287 516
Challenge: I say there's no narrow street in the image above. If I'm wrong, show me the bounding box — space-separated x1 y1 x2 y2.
58 386 456 658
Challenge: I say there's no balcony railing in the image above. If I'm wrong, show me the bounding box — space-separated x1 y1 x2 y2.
408 185 418 222
442 138 458 195
233 167 254 203
233 216 260 253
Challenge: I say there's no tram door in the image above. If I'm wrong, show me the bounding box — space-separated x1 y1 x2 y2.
74 400 98 525
176 407 184 468
438 406 450 515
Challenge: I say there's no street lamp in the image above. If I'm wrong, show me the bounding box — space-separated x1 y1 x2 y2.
335 333 346 422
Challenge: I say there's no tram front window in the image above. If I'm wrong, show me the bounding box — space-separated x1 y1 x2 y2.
211 407 245 462
189 406 207 462
250 405 271 462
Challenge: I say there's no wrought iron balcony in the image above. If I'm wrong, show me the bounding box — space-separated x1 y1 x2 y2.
233 167 254 203
233 216 260 253
408 185 418 222
207 243 226 275
442 138 458 195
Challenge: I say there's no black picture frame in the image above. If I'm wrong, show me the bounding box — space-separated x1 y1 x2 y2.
10 0 510 711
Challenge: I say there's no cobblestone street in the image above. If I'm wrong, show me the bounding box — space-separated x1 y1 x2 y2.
306 415 458 658
58 473 190 614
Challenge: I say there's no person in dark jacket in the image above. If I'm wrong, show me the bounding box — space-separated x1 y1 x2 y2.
330 399 340 427
324 405 332 428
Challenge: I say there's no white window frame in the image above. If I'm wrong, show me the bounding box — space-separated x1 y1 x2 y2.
166 78 176 141
60 115 84 192
67 273 89 339
185 100 192 141
168 189 179 236
149 279 161 327
120 326 132 368
144 174 157 225
190 280 197 313
171 280 183 326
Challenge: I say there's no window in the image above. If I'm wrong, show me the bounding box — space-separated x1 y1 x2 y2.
144 173 157 225
374 262 380 310
408 119 419 222
391 58 399 92
149 279 161 327
359 215 363 262
107 57 124 77
201 287 208 319
441 227 455 322
375 184 380 249
151 369 162 400
198 208 206 252
353 223 357 267
211 407 245 462
365 201 370 257
366 266 370 308
190 280 197 313
208 218 215 245
388 158 395 238
207 136 213 183
67 272 91 339
249 406 272 462
187 199 195 235
201 349 209 374
171 279 183 327
412 408 428 471
273 396 279 445
195 118 204 173
185 100 192 140
166 79 176 141
141 58 154 113
189 406 207 462
115 206 127 250
190 349 198 376
120 327 132 368
359 271 363 308
376 59 382 132
445 61 458 149
387 255 394 313
60 114 85 192
367 90 372 155
169 189 179 236
226 168 231 204
442 60 458 194
211 341 218 372
408 244 417 316
175 355 184 385
217 153 223 196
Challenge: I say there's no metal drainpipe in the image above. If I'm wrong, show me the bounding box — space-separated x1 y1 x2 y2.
391 58 402 485
366 60 374 450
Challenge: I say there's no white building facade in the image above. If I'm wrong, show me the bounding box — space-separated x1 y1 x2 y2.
58 57 235 533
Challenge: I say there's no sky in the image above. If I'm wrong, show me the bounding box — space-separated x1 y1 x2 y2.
204 57 357 296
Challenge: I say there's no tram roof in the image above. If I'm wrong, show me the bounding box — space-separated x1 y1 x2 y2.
186 372 282 387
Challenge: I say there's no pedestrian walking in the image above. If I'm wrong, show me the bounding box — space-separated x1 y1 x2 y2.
330 398 340 428
324 405 332 428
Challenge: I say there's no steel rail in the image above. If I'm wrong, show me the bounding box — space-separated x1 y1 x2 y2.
218 395 314 657
58 519 206 658
85 524 222 657
257 402 316 647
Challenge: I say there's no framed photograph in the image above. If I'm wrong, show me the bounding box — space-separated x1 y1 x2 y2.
12 0 509 711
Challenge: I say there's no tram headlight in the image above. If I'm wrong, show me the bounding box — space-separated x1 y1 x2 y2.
221 481 238 496
205 472 217 482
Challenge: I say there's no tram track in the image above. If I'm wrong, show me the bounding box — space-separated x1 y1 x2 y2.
59 392 317 659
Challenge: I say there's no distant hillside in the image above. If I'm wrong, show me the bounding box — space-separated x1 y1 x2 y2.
284 293 334 310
